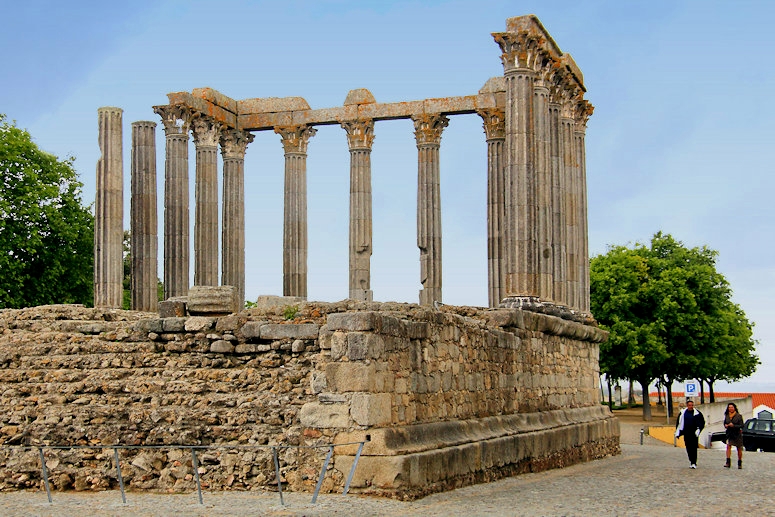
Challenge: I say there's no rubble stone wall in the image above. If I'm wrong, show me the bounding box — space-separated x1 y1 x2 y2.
0 301 619 498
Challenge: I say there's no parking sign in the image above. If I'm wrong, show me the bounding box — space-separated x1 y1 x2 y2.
685 381 699 400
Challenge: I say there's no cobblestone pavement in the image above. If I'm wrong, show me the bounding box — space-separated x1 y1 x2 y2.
2 432 773 516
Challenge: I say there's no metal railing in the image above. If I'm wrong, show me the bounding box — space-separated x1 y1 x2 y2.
2 441 366 506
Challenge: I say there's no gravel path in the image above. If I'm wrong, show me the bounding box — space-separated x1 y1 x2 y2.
1 429 772 516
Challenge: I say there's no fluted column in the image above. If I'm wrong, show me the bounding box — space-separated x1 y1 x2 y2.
477 108 506 307
191 116 222 287
560 90 579 309
276 125 317 298
153 104 193 300
95 107 124 308
549 84 567 306
534 62 554 302
220 129 254 309
412 114 449 306
575 100 594 313
130 121 158 312
342 119 375 301
493 31 541 299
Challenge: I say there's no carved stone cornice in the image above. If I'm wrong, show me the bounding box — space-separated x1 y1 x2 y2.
492 31 543 73
191 116 222 148
220 129 254 160
275 125 317 154
153 105 193 135
412 114 449 146
341 119 375 150
476 108 505 140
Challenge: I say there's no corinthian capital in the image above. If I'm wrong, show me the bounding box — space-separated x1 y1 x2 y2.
411 114 449 146
534 52 560 90
275 125 317 154
492 31 543 73
574 100 594 130
191 116 223 148
220 129 255 159
153 104 194 135
476 108 505 140
341 119 375 150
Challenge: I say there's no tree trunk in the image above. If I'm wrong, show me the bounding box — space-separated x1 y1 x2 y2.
628 379 636 406
656 379 663 405
666 382 674 419
709 380 716 403
700 379 705 405
640 379 652 421
607 379 613 409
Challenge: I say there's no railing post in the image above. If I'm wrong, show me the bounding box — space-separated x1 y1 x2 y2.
311 445 334 503
343 441 365 495
191 448 204 505
114 447 126 504
272 446 284 506
38 447 52 504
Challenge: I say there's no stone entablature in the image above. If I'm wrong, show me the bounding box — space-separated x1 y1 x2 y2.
0 301 616 497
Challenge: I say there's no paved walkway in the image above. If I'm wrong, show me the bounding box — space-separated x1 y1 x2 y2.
1 425 772 516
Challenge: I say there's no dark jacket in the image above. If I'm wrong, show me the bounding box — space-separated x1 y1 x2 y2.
675 408 705 437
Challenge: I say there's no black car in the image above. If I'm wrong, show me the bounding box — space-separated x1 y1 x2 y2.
742 418 775 452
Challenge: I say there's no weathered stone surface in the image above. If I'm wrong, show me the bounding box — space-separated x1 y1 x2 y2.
344 88 376 106
184 316 215 332
237 97 310 114
299 401 350 428
210 340 234 353
350 393 392 426
0 299 614 498
260 323 319 340
158 299 186 318
187 286 238 315
161 317 186 332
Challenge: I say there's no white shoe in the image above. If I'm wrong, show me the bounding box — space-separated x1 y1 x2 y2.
690 464 697 469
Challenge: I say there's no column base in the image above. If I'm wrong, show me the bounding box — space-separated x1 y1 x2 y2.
349 289 373 302
499 295 595 324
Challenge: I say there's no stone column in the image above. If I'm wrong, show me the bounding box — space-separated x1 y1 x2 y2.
275 125 317 298
220 129 254 309
153 104 193 300
560 89 579 309
477 108 506 307
412 113 449 306
342 119 375 301
575 100 594 313
130 120 158 312
534 61 554 302
191 116 222 287
493 31 540 299
95 107 124 308
549 82 567 306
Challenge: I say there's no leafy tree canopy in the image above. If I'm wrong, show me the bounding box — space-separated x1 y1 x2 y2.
591 232 758 419
0 114 94 308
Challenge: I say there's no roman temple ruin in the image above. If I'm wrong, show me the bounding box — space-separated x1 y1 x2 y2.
0 15 618 499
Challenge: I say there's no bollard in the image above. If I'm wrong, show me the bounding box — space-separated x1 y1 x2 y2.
640 427 644 445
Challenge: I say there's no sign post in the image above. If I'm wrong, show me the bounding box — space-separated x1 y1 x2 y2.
684 381 699 402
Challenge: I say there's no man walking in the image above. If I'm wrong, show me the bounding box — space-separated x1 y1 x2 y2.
675 399 705 468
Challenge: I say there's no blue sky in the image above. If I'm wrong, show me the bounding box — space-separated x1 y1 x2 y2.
2 0 773 391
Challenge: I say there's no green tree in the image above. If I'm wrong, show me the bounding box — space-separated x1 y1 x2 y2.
0 115 94 308
591 232 758 420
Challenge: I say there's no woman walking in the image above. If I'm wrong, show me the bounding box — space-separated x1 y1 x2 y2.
723 402 744 469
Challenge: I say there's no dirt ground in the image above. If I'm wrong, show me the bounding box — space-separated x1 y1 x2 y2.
612 404 678 446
